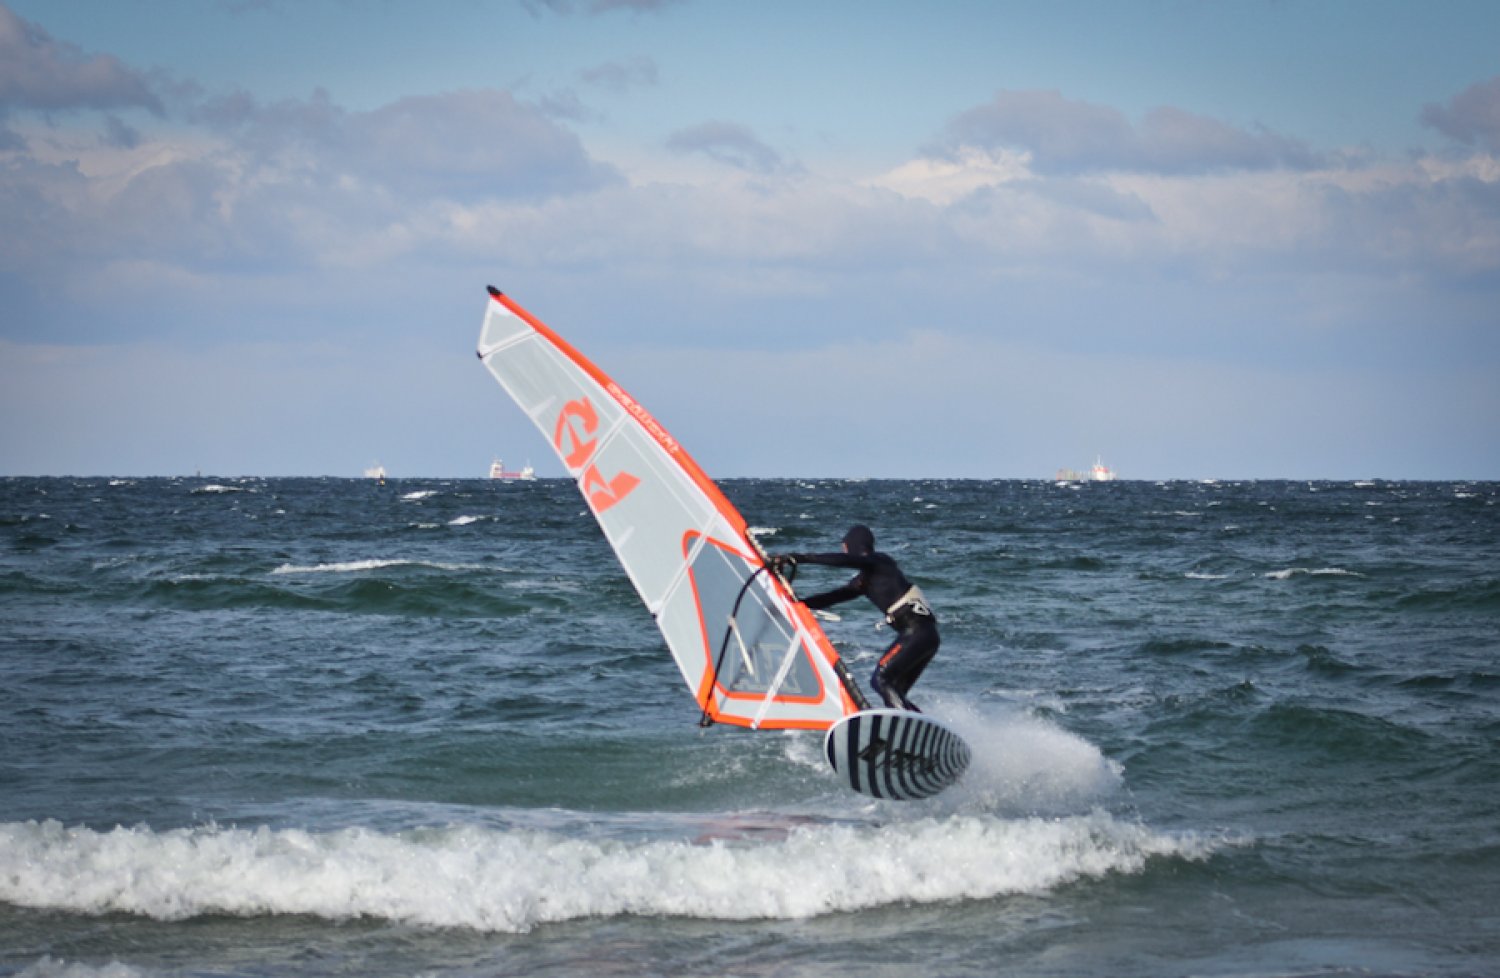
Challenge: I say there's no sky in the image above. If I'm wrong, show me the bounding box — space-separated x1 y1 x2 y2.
1 0 1497 480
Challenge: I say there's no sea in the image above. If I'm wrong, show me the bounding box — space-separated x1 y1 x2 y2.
2 476 1497 978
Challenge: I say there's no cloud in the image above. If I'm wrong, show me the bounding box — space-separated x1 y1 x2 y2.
190 87 621 202
100 113 141 149
1421 75 1500 154
523 0 684 16
588 0 684 11
0 82 623 344
0 3 162 116
579 57 659 93
347 90 621 200
665 121 786 174
933 90 1320 175
530 88 598 123
1 13 1495 452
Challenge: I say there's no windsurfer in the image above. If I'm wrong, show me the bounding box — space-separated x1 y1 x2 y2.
774 525 938 712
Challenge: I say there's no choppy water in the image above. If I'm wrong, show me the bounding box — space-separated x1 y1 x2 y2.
2 476 1497 977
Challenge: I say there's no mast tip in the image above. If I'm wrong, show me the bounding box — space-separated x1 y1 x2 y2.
487 285 504 298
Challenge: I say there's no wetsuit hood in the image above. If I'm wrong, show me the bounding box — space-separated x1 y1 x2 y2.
842 524 875 556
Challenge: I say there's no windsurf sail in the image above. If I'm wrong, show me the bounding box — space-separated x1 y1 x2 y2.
477 288 864 730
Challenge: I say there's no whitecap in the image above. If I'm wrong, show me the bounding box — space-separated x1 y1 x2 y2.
1265 567 1363 580
270 559 484 575
14 956 148 978
0 814 1224 933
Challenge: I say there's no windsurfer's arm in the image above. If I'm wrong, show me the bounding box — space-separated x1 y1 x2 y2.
788 551 872 570
774 551 873 609
783 552 868 609
801 580 863 610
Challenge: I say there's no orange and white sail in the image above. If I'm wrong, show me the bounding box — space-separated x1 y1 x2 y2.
477 288 861 730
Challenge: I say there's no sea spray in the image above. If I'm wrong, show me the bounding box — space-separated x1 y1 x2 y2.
929 698 1124 815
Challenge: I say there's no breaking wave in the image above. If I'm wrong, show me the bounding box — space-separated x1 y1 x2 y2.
270 559 486 575
0 814 1221 933
1264 567 1363 580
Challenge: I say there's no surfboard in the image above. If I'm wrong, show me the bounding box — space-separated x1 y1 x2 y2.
477 288 970 799
825 709 971 801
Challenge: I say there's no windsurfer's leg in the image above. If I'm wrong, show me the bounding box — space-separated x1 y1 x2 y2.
876 621 939 711
871 641 906 709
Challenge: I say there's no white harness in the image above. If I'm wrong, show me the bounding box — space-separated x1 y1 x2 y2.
883 584 932 626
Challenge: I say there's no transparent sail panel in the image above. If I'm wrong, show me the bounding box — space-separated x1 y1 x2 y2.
686 536 821 700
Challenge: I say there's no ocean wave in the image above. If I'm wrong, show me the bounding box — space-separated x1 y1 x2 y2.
1251 702 1431 761
130 568 532 617
1395 579 1500 612
15 958 150 978
1264 567 1363 580
269 559 486 576
0 813 1219 933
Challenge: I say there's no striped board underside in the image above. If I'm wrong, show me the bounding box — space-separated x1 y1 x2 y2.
823 709 971 801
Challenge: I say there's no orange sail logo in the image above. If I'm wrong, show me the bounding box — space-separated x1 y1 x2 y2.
553 396 640 513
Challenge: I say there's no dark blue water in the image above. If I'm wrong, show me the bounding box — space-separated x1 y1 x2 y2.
2 477 1497 977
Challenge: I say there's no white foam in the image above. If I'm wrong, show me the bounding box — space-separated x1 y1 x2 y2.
1185 571 1230 580
401 490 439 501
1265 567 1363 580
0 814 1219 933
16 958 149 978
448 515 483 526
270 559 485 575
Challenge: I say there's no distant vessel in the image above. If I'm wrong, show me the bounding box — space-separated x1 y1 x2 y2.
363 463 387 482
488 458 536 481
1056 456 1117 482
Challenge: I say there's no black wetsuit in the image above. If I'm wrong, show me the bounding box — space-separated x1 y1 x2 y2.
789 525 939 712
